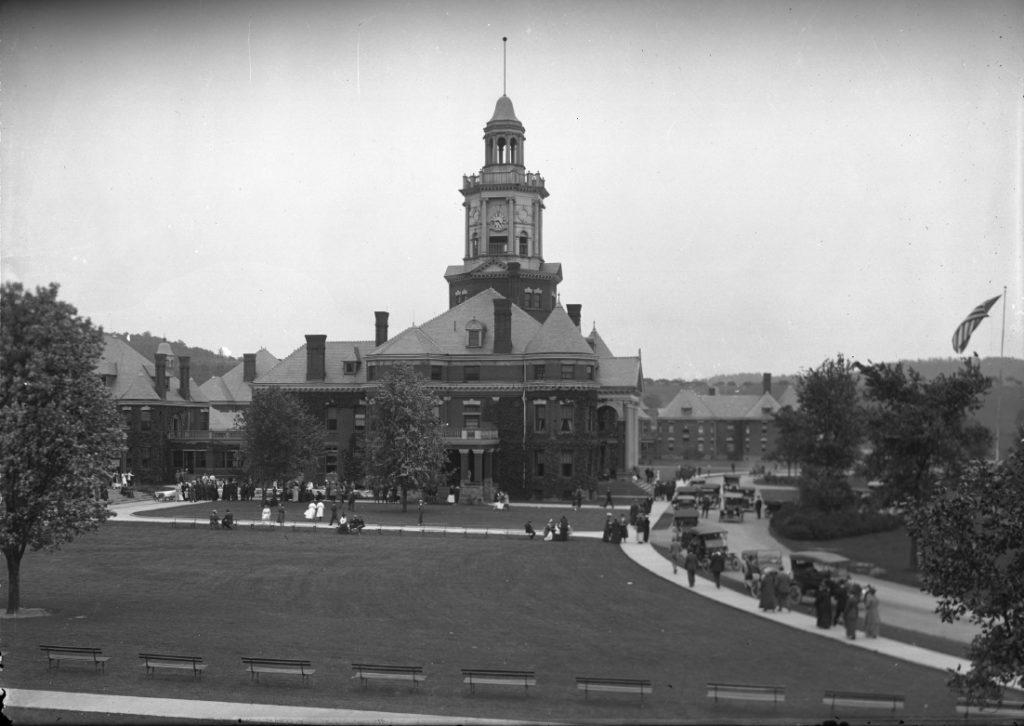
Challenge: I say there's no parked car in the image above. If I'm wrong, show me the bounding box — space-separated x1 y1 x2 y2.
153 486 178 502
789 550 852 601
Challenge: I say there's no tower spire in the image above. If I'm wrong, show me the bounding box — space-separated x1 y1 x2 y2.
502 36 507 95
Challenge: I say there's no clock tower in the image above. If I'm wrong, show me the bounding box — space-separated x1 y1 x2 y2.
444 95 563 322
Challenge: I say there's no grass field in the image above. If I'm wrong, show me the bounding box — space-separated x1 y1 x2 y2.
0 520 967 724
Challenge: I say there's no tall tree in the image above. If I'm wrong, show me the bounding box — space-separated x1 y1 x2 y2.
904 429 1024 702
240 388 323 487
0 283 124 613
858 358 992 506
772 354 864 510
366 364 446 512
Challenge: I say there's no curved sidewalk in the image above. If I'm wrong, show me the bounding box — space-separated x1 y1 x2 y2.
620 500 971 675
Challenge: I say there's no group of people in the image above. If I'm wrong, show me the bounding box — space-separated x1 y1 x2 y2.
753 567 795 612
814 577 881 639
208 509 235 529
524 516 571 541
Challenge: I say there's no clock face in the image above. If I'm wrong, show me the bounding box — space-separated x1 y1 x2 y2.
488 209 507 232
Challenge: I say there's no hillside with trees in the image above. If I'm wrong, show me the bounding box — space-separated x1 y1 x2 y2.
112 331 239 384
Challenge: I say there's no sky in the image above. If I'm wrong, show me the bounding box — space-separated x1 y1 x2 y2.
3 0 1022 380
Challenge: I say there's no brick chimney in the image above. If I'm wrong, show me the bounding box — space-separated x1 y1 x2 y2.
566 304 582 328
493 298 512 354
243 354 257 383
763 372 772 395
305 335 326 381
155 353 167 399
178 356 191 400
374 311 389 347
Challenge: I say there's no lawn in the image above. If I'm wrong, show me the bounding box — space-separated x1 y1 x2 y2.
1 521 964 724
133 498 629 533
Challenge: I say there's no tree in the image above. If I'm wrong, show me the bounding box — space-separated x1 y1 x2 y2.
859 358 992 506
771 354 864 510
904 429 1024 702
0 283 125 613
366 364 446 512
240 388 322 487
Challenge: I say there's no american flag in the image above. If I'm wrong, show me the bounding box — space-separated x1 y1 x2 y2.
951 295 1001 354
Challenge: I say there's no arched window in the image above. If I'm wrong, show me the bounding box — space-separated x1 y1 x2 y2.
470 233 479 257
518 231 529 256
509 138 519 164
496 137 507 164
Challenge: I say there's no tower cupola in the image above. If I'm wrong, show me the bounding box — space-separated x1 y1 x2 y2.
483 95 525 168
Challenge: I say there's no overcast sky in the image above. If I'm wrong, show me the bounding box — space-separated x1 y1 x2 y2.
3 0 1022 379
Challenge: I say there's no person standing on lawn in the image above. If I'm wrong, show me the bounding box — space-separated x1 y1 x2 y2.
863 586 881 637
603 487 614 508
329 501 339 526
602 513 614 542
276 502 286 527
315 499 324 523
683 548 699 587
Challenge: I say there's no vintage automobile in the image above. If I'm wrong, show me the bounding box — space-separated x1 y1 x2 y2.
153 486 178 502
789 550 852 601
683 523 739 570
719 494 747 522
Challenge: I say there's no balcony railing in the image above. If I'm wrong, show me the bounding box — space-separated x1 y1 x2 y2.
462 169 546 191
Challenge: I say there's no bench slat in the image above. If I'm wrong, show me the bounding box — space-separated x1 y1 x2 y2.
576 676 652 701
707 682 785 703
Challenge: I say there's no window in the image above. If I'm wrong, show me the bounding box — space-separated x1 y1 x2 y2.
560 450 573 477
140 408 151 432
354 406 366 431
585 407 595 433
471 234 479 257
697 423 704 435
533 364 546 379
431 365 443 381
681 407 693 415
488 236 507 254
468 330 481 347
697 442 704 454
121 407 133 430
465 319 485 348
140 446 151 469
200 409 209 430
532 292 541 309
463 400 481 429
368 365 377 381
344 361 357 375
464 365 480 381
533 402 547 432
519 232 529 256
561 363 574 380
326 406 338 431
560 403 574 432
682 426 690 441
585 365 594 380
534 450 545 476
324 445 338 475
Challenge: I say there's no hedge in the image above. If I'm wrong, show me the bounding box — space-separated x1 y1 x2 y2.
769 502 901 540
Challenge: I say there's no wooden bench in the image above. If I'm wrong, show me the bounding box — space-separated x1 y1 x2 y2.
576 676 652 702
40 645 109 672
707 682 785 704
461 668 536 694
139 653 206 679
823 690 905 712
956 696 1024 718
241 656 314 685
350 663 425 689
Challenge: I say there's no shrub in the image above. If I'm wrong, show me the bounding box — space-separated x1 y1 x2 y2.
770 503 901 540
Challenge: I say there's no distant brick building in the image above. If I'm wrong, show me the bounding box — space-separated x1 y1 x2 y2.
254 92 643 501
98 335 210 486
654 374 797 462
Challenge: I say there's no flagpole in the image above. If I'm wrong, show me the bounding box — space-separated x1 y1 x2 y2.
995 285 1007 462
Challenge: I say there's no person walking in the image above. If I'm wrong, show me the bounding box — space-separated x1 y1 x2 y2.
863 586 881 638
754 497 763 520
603 487 614 509
832 577 849 626
759 569 778 611
815 581 833 629
709 550 725 589
683 548 699 587
774 569 793 612
634 512 646 543
669 537 683 574
641 512 650 543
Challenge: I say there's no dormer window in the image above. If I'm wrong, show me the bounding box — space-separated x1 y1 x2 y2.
681 407 693 415
344 361 358 375
465 319 485 348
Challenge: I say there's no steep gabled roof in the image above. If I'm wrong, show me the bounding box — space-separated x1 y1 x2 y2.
98 334 206 404
524 305 595 356
658 388 715 419
586 326 615 358
387 288 540 356
257 340 376 385
597 356 642 389
199 348 280 404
